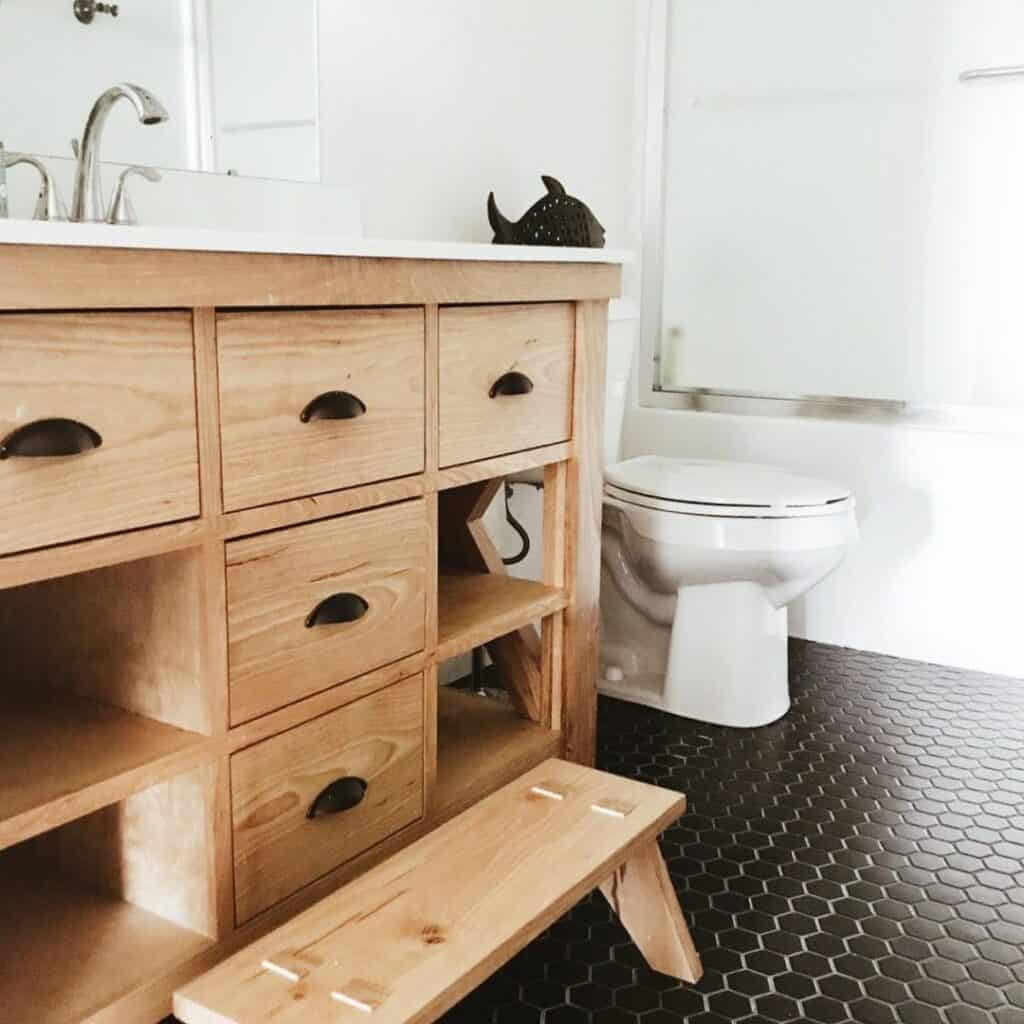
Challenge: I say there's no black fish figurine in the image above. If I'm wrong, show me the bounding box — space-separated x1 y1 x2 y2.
487 176 605 248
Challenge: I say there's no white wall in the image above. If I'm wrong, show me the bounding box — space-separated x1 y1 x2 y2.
317 0 637 244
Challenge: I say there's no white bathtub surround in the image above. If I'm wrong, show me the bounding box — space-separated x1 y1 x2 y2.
622 405 1024 679
600 456 857 726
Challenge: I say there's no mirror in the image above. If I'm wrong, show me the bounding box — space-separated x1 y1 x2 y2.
0 0 319 182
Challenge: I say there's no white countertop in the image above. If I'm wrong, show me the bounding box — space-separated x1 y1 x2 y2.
0 220 632 264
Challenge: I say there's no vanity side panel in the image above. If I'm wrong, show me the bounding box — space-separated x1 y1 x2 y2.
562 300 608 765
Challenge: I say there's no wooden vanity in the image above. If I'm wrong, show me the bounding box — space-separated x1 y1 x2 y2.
0 238 621 1022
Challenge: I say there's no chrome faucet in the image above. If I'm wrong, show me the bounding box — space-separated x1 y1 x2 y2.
71 83 169 223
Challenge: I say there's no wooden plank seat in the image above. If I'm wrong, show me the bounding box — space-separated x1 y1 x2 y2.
174 759 702 1024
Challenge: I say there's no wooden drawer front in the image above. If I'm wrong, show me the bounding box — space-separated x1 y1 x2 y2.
226 500 427 725
0 312 199 555
218 308 425 512
231 674 424 924
439 303 573 467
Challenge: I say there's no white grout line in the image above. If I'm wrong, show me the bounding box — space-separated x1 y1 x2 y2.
261 960 300 983
531 785 565 801
331 991 375 1014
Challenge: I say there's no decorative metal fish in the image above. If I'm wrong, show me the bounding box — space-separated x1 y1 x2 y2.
487 175 605 248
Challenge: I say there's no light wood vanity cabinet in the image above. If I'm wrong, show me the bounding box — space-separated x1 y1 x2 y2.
0 243 619 1023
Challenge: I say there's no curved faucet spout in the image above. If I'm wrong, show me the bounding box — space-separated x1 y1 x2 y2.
71 83 169 223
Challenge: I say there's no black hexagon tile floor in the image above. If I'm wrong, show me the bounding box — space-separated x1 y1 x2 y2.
439 640 1024 1024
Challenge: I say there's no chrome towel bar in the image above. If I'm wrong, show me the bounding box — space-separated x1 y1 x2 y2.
959 64 1024 82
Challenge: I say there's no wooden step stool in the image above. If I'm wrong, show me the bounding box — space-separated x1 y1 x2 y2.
174 759 702 1024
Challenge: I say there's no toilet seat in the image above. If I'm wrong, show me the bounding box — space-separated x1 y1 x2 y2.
604 456 854 520
603 490 857 553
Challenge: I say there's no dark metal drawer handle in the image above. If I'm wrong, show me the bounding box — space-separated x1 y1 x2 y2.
300 390 367 422
0 418 103 460
307 776 368 819
305 592 369 628
489 371 534 398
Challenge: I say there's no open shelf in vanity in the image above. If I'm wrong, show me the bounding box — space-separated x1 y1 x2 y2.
0 693 205 848
0 766 217 1024
0 547 212 848
434 685 561 820
0 541 219 1023
433 463 573 819
437 570 568 661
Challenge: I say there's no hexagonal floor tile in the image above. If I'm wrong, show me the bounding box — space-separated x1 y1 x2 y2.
398 641 1024 1024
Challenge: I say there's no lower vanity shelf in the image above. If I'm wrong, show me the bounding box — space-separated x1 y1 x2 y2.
0 766 217 1024
435 686 562 820
0 693 205 849
0 860 213 1024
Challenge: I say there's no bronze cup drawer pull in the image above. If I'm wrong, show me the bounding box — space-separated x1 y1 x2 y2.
0 418 103 459
304 592 369 628
299 390 367 422
307 776 368 819
489 371 534 398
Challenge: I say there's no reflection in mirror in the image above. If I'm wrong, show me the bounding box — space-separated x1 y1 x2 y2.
0 0 319 183
205 0 319 180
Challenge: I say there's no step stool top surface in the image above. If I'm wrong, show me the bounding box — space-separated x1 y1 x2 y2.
175 758 686 1024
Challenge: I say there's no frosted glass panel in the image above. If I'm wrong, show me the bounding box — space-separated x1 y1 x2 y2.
659 0 1024 406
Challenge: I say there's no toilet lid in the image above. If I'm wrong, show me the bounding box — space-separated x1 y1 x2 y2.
605 456 851 512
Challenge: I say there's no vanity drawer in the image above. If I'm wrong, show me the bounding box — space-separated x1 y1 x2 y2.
231 674 424 924
439 303 574 468
217 308 425 512
226 499 427 725
0 312 199 555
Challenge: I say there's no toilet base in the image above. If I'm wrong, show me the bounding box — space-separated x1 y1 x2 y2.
601 581 791 728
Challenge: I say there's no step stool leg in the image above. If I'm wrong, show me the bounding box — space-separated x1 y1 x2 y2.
600 839 703 984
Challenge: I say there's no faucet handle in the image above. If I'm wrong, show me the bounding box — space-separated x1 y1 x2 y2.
106 164 162 225
3 152 68 222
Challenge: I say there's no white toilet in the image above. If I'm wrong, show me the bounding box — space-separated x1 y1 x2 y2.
600 455 858 728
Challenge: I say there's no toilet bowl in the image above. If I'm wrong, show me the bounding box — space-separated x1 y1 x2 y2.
600 456 858 727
